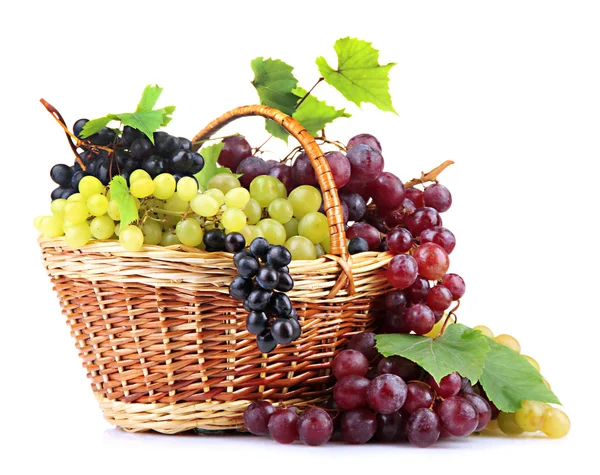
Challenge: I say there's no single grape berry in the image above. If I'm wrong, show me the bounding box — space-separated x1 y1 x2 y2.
377 356 421 381
406 277 430 304
50 164 73 186
225 232 246 253
427 372 462 398
266 245 292 269
250 237 271 261
386 254 419 289
236 256 259 279
385 289 408 311
460 392 492 432
275 273 294 292
246 289 272 311
246 311 269 335
366 374 408 414
347 332 378 361
271 292 293 317
297 407 334 446
268 408 298 444
73 118 89 138
404 382 435 414
271 318 295 345
340 408 377 444
426 285 453 312
257 331 277 353
229 276 254 300
442 273 466 300
413 242 450 281
332 349 369 379
375 411 407 442
244 400 275 435
348 237 369 255
256 266 280 290
386 228 413 254
204 228 226 251
420 226 456 254
333 375 370 411
424 183 452 213
406 408 441 448
436 396 479 437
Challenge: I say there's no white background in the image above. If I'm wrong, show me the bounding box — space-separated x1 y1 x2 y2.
1 0 598 473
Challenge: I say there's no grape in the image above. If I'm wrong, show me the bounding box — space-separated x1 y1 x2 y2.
224 232 246 253
320 236 330 253
385 289 408 311
236 156 269 188
340 409 377 444
386 254 419 289
405 304 435 334
86 194 109 216
257 218 286 245
332 349 369 379
244 400 275 435
160 230 180 246
142 155 165 178
39 215 63 237
346 144 384 183
374 411 406 442
427 372 462 398
348 237 369 254
65 222 92 248
347 133 382 152
424 184 452 213
130 138 153 161
225 187 251 209
87 216 114 240
78 176 104 197
460 392 492 431
382 310 409 334
367 374 407 414
175 218 203 247
250 237 270 260
229 276 254 300
369 172 405 210
50 164 73 186
141 220 162 245
236 256 260 279
119 225 144 251
268 198 294 224
107 200 121 220
270 292 293 316
204 228 226 251
256 266 279 291
347 332 378 361
406 408 441 448
406 277 430 304
239 198 261 226
152 173 176 200
221 209 247 232
473 325 493 338
340 192 366 222
268 408 298 444
130 169 151 183
245 289 272 311
297 211 329 245
250 175 283 207
542 407 570 438
514 400 546 432
407 207 440 236
497 411 524 435
386 228 413 254
218 136 252 170
174 176 197 201
50 200 66 219
268 164 295 193
333 375 369 410
285 236 317 260
347 223 381 251
325 151 351 188
404 382 435 414
155 134 180 157
377 356 421 381
494 334 521 353
276 273 294 292
189 152 205 174
297 407 334 446
426 285 453 312
63 202 88 224
168 150 193 173
440 273 465 301
271 319 295 345
67 193 86 203
130 178 155 198
291 152 318 186
246 311 269 335
405 187 424 208
73 118 88 138
266 245 292 269
51 186 67 201
201 189 224 208
420 226 456 254
288 185 322 219
207 173 241 195
413 242 450 281
437 396 478 437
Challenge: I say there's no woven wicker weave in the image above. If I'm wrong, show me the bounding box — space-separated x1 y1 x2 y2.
40 105 393 433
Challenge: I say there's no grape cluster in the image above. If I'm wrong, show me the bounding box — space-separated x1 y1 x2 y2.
50 119 204 200
230 237 301 352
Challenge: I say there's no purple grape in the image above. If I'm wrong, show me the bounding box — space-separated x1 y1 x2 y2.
347 133 382 153
244 401 275 435
297 407 334 446
436 396 478 437
332 349 369 379
386 254 418 289
420 226 456 254
341 180 371 202
427 372 462 398
268 163 295 193
405 187 425 208
369 172 405 211
377 356 421 381
426 285 453 312
218 136 252 170
460 392 492 432
367 374 408 414
333 375 369 410
385 289 408 312
375 411 408 442
264 159 279 170
340 192 367 222
407 207 441 236
406 277 430 304
268 408 299 444
386 228 413 254
346 144 384 183
325 151 351 188
292 152 318 186
442 273 466 300
424 183 452 213
347 222 381 251
405 304 435 335
404 382 435 414
236 156 269 188
340 408 377 444
406 408 441 448
382 310 410 334
347 332 378 361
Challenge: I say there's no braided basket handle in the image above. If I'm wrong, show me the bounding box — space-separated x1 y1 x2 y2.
192 105 354 296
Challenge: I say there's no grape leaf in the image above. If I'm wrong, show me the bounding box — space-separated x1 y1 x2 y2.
479 338 561 412
251 57 299 142
316 37 397 113
136 84 163 112
160 105 176 127
108 176 138 227
292 87 351 136
80 115 118 138
116 111 165 143
194 142 225 190
375 324 489 384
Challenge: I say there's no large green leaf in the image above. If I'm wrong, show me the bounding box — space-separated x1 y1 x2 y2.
292 87 351 136
136 84 163 112
316 37 397 113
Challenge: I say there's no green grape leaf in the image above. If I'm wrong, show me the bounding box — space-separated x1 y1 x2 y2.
375 324 489 384
251 57 299 142
316 37 397 113
292 87 351 136
160 105 176 127
108 176 138 227
136 84 163 112
80 115 118 138
194 142 225 190
479 338 561 412
115 111 165 144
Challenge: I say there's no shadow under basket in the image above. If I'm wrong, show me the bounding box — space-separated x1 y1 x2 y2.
40 104 393 433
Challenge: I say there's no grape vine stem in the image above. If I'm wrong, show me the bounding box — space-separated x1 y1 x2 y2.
295 77 324 110
404 160 454 188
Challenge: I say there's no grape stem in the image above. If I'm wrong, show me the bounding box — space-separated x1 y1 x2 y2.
295 77 324 110
404 160 455 188
437 301 460 338
253 135 273 155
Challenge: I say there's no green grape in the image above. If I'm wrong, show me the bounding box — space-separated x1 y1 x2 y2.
222 208 247 232
154 173 176 200
176 218 204 246
239 225 256 244
298 211 329 244
288 185 322 218
165 214 180 228
315 243 325 258
130 178 155 198
285 236 317 260
320 235 331 253
90 215 115 240
50 199 68 218
114 223 121 237
62 220 75 233
276 180 287 199
514 401 546 432
164 194 188 213
130 169 152 183
86 194 109 216
78 176 104 197
542 407 570 438
65 222 92 248
67 193 86 203
243 198 262 225
257 218 286 245
191 194 220 217
204 188 226 206
119 225 144 251
160 230 181 246
40 215 64 238
142 220 162 245
207 173 241 194
108 200 120 220
225 187 251 209
64 201 89 224
250 175 282 207
176 176 199 202
283 217 299 239
268 198 294 224
251 225 265 238
497 411 524 436
33 216 45 232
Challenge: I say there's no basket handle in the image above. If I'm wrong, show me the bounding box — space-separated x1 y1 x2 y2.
192 105 354 296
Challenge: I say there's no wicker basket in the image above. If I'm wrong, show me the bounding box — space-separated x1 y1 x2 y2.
40 105 393 433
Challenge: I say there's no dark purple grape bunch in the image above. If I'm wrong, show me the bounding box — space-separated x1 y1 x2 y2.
229 237 301 353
